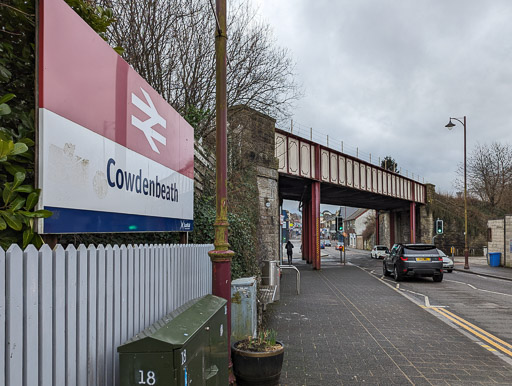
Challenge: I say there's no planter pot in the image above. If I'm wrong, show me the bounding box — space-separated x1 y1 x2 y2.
231 341 284 386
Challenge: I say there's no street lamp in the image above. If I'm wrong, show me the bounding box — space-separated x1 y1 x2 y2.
445 116 469 270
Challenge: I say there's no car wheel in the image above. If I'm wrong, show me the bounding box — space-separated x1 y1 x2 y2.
393 266 402 282
433 273 443 282
447 269 453 273
383 262 390 276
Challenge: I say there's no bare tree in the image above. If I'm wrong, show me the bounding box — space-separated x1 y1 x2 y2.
459 142 512 208
96 0 302 138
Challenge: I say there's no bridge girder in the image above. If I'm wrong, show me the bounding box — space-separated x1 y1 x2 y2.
279 173 416 211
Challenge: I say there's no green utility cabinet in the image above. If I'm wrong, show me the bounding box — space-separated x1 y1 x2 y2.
118 295 228 385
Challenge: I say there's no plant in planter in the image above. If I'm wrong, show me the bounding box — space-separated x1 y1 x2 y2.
231 329 285 386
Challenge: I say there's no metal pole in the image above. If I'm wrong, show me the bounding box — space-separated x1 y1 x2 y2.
463 116 469 269
210 0 234 371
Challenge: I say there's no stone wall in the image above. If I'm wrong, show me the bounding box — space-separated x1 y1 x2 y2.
227 106 280 264
379 211 391 248
356 235 364 250
419 205 433 244
376 203 432 247
394 210 410 244
487 217 512 267
419 183 435 244
256 166 279 261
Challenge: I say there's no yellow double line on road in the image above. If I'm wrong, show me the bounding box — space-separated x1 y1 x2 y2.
432 307 512 357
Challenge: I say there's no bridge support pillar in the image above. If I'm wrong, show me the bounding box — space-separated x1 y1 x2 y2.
302 201 308 261
375 210 380 245
308 200 314 264
304 200 312 264
390 211 395 246
410 202 416 244
312 181 321 270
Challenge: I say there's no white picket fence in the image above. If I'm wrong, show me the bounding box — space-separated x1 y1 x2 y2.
0 243 213 386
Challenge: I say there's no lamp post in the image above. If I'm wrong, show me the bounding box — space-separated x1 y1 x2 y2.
209 0 235 376
445 116 469 270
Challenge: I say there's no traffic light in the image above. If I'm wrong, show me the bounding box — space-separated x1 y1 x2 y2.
336 216 343 232
436 219 443 234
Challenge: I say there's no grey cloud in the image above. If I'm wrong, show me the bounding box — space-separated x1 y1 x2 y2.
256 0 512 192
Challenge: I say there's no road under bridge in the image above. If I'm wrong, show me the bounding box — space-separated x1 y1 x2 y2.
275 129 434 270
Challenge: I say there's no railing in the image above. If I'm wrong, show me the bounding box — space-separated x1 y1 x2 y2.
1 243 213 386
280 264 301 294
279 121 425 183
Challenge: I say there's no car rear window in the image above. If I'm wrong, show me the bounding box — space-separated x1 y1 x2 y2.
377 246 387 250
403 247 439 257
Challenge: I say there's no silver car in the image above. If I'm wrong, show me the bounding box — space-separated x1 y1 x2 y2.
437 249 454 273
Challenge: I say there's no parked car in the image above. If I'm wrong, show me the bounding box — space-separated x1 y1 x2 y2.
335 241 344 251
320 240 325 249
324 240 332 247
383 243 443 282
371 245 389 259
437 249 454 273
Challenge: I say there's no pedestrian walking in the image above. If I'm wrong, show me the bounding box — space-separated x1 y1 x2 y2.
285 240 294 265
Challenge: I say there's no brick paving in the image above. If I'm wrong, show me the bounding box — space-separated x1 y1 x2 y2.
267 259 512 385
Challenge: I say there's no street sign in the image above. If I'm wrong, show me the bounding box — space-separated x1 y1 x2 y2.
37 0 194 233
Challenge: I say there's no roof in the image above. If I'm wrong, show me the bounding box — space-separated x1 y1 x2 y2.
345 208 370 221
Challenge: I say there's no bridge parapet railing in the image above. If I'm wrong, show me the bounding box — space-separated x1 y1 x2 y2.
277 123 425 183
276 127 426 204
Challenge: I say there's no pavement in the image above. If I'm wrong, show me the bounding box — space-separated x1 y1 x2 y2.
452 255 512 281
266 253 512 385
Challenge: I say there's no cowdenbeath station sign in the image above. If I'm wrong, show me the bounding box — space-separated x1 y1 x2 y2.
37 0 194 233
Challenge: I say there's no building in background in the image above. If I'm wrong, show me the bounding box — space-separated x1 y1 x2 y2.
345 208 376 250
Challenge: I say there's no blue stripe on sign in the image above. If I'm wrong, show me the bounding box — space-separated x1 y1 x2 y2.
44 207 194 234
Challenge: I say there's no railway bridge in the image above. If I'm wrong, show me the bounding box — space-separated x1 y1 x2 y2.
227 106 434 271
275 128 433 270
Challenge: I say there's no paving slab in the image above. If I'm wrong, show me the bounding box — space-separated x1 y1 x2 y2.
266 260 512 385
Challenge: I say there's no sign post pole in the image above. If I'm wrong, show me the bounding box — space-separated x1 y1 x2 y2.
209 0 235 379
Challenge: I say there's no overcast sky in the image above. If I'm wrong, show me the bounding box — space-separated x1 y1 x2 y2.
252 0 512 214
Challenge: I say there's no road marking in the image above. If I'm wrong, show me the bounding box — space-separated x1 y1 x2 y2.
432 307 512 357
399 288 433 308
478 288 512 297
445 279 512 297
365 266 512 362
